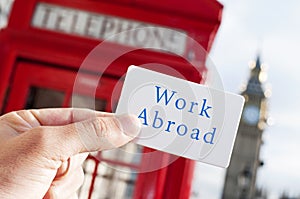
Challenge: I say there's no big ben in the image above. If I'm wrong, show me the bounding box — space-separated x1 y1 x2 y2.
222 55 269 199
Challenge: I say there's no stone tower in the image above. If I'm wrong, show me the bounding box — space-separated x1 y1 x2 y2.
222 56 268 199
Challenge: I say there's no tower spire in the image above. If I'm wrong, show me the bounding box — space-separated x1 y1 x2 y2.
244 54 265 97
255 55 261 70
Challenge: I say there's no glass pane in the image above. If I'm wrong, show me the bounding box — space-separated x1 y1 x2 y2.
79 144 142 199
0 0 14 29
26 87 65 108
78 159 96 199
71 94 107 111
112 101 119 113
91 164 137 199
101 143 143 165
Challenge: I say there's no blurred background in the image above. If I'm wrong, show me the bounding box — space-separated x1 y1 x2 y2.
193 0 300 199
1 0 299 199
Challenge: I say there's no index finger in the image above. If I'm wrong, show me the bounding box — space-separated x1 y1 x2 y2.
0 108 113 134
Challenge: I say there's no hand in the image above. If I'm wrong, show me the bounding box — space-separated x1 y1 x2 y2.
0 108 141 199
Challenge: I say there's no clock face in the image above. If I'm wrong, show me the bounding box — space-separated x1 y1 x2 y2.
243 105 260 125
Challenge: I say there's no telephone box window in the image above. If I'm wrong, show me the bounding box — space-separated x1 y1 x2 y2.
101 143 143 165
71 94 107 111
0 0 14 29
79 158 96 199
85 163 137 199
79 140 142 199
26 87 65 109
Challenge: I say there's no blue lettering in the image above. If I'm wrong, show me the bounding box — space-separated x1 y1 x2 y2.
155 86 177 106
188 102 198 113
177 124 188 136
138 108 148 125
175 98 186 110
165 121 175 132
199 99 212 118
204 128 216 144
152 111 163 129
190 128 201 140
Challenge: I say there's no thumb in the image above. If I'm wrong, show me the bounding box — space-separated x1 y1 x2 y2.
34 114 141 160
74 114 141 152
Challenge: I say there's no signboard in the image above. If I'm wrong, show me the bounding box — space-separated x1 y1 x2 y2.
32 3 187 55
116 66 245 168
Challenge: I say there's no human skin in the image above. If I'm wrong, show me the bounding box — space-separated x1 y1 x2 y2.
0 108 141 199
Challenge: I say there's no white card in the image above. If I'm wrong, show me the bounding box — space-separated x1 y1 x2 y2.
116 66 245 168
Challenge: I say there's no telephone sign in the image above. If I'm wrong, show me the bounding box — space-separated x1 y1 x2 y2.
32 3 187 55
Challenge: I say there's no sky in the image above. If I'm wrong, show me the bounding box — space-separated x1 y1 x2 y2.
192 0 300 198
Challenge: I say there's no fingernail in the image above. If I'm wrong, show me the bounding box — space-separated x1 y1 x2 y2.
117 114 141 137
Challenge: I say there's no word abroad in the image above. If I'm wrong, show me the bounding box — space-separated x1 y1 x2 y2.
138 108 216 144
138 85 216 145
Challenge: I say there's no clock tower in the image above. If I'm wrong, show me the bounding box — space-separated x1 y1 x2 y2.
222 56 268 199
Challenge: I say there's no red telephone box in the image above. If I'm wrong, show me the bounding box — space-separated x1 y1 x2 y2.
0 0 222 198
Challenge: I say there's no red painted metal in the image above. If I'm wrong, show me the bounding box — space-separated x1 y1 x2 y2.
163 156 196 199
85 156 100 199
0 0 223 198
